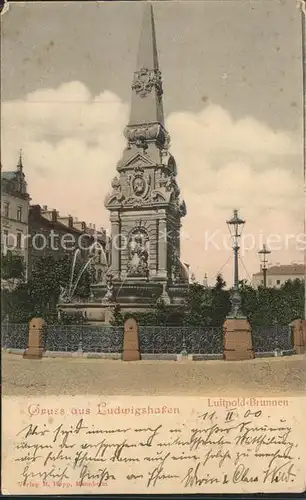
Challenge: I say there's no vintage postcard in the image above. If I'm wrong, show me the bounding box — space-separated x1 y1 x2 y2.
1 0 306 495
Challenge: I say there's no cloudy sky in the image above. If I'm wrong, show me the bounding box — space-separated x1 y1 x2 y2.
1 0 304 285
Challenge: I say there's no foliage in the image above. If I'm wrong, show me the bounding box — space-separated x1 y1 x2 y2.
215 273 227 291
210 275 231 325
184 282 212 326
1 251 25 280
123 276 304 328
1 254 92 323
237 278 304 326
110 304 125 326
2 254 304 327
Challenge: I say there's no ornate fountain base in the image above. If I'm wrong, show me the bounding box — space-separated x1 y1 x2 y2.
57 278 188 324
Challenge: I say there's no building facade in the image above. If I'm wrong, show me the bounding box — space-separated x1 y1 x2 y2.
252 263 305 288
1 154 30 276
28 205 108 280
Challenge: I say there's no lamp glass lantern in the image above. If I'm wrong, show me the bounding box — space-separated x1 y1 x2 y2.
258 244 271 287
226 209 245 240
258 244 271 265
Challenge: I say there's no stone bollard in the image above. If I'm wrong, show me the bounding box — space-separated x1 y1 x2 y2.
223 318 254 361
122 317 140 361
23 317 46 359
291 319 305 354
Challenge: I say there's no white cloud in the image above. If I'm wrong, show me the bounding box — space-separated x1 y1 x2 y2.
1 83 303 285
2 81 129 226
168 105 299 157
167 105 303 284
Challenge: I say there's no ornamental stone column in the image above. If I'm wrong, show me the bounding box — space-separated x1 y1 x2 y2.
158 217 167 279
110 213 120 279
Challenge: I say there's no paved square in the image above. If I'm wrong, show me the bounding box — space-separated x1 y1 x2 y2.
2 352 305 397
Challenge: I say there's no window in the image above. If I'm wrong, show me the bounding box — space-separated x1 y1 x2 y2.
16 233 22 249
4 202 9 218
17 206 22 221
276 279 281 285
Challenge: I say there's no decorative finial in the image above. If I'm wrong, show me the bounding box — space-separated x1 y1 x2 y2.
127 2 164 128
203 273 208 287
17 149 23 172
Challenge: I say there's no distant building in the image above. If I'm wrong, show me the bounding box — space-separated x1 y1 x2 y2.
28 205 109 281
252 263 305 288
1 154 31 277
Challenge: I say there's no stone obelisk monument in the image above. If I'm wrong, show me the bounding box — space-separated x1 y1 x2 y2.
59 4 189 321
98 3 188 313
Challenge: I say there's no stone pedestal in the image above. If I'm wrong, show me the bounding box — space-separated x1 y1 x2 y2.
122 317 140 361
291 319 305 354
23 317 46 359
223 318 254 361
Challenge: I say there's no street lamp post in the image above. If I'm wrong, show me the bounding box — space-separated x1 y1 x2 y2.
258 244 271 287
226 209 246 318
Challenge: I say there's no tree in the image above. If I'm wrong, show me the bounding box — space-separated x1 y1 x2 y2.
214 273 227 291
239 279 304 327
280 279 304 321
1 254 92 323
1 251 25 280
210 274 230 325
110 304 124 326
184 282 213 326
238 282 258 323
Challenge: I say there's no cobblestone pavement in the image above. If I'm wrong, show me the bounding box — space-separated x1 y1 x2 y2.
2 352 305 397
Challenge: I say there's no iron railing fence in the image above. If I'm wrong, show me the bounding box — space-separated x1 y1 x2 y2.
1 323 294 354
139 326 223 354
45 325 124 353
1 322 28 350
252 325 293 352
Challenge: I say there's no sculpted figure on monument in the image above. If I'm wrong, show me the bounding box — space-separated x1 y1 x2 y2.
128 229 149 276
103 273 114 302
160 173 180 198
166 175 177 192
110 176 124 202
179 199 187 217
59 285 69 303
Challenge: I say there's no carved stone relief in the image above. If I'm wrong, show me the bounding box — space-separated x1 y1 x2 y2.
131 67 163 98
124 166 151 206
124 123 169 150
127 227 149 277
